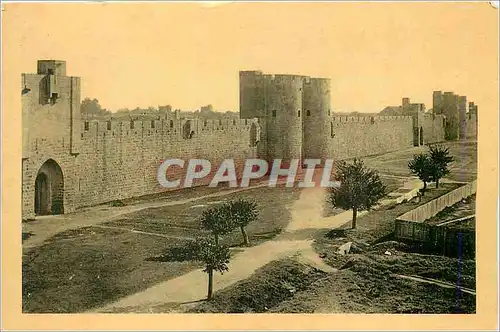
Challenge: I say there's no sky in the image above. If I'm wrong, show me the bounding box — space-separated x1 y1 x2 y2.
2 2 498 113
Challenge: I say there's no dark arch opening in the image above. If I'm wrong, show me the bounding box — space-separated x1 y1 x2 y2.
34 159 64 216
250 122 258 147
419 127 424 145
183 120 193 139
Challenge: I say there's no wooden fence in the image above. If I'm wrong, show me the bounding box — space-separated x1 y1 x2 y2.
394 181 476 258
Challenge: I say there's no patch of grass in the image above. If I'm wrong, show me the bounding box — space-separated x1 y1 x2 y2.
435 206 455 219
109 200 126 207
381 177 404 194
22 227 200 313
325 229 347 240
188 258 326 313
362 140 477 181
103 185 301 248
426 194 476 225
23 185 302 313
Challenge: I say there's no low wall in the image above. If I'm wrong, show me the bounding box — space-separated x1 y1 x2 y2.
397 181 477 222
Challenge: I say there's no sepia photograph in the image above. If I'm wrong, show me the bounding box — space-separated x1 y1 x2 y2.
1 1 499 330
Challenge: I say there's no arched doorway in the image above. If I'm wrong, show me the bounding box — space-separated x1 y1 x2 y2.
183 120 193 139
419 127 424 145
34 159 64 216
250 122 259 147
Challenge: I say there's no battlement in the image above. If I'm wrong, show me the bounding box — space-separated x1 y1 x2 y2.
271 74 307 82
37 60 67 76
239 70 263 76
80 117 259 139
239 70 330 84
422 112 445 119
330 115 413 123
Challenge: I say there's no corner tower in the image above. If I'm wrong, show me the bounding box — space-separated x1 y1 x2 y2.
239 70 332 165
302 77 332 160
264 74 304 162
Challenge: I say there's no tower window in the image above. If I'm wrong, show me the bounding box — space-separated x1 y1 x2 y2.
107 121 111 130
307 110 311 116
328 109 331 116
84 121 89 131
151 120 155 128
298 110 301 117
272 110 277 117
170 120 174 128
130 121 135 129
330 122 335 138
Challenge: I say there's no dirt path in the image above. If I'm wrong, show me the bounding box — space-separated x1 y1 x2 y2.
96 177 424 313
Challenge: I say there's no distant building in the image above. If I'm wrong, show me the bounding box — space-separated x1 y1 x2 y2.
433 91 477 140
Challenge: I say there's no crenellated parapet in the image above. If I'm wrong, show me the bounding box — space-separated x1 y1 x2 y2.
330 115 413 123
79 117 260 142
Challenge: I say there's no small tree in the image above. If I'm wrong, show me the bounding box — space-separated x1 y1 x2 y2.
428 145 454 188
228 199 259 246
408 153 433 195
200 205 234 245
328 159 387 229
193 237 231 301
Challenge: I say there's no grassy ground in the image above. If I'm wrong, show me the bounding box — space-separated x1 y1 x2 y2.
323 175 404 218
363 140 477 182
426 195 476 225
22 185 301 313
22 226 199 313
104 184 302 247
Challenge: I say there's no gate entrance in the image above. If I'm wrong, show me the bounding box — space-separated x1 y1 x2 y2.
34 159 64 215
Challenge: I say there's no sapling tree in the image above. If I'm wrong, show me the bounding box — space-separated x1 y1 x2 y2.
193 237 231 301
200 204 234 245
428 145 454 188
328 158 387 229
228 199 259 246
408 153 433 195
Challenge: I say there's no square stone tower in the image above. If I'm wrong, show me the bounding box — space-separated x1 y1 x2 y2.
22 60 81 219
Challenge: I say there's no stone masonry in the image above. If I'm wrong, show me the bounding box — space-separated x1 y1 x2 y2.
22 61 478 219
